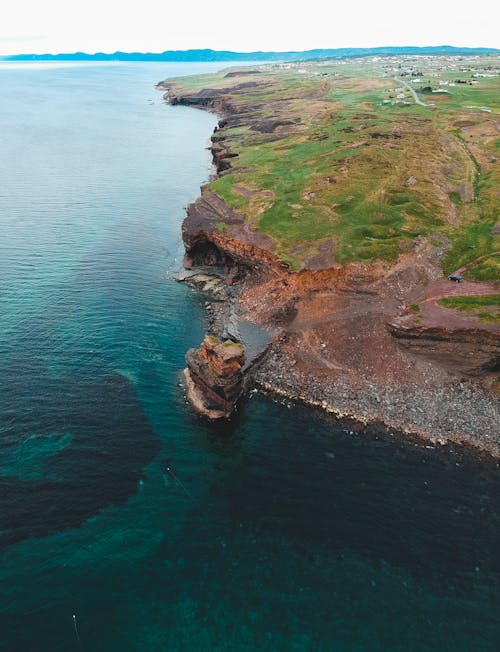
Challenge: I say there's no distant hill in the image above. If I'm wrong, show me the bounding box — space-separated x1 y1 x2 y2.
2 46 499 62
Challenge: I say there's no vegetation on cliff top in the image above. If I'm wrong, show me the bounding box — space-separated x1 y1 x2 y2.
438 294 500 324
166 56 499 276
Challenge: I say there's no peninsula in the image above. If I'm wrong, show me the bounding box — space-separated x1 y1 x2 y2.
159 55 499 456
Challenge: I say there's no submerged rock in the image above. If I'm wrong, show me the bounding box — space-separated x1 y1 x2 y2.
184 335 246 419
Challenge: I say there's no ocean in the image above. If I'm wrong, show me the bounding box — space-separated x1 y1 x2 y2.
0 61 498 651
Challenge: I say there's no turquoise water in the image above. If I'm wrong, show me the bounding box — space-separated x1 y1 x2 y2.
0 62 499 651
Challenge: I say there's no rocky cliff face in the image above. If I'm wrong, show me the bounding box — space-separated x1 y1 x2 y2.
160 76 499 454
184 335 246 419
387 319 500 375
182 190 289 283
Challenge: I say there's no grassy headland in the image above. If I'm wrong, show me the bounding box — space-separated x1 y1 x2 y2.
164 55 499 276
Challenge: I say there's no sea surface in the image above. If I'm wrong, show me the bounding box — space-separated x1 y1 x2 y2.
0 61 498 652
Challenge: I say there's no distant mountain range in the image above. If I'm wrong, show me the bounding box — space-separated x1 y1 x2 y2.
2 46 499 62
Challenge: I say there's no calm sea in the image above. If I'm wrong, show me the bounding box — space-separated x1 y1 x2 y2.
0 61 498 651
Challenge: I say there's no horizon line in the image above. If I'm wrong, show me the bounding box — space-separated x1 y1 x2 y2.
1 44 499 59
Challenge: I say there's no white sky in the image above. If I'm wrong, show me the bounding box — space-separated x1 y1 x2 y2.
1 0 498 55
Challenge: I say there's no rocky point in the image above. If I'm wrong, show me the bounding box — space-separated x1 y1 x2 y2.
184 335 246 419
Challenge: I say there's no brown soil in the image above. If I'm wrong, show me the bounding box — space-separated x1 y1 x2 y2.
414 277 498 333
238 251 499 455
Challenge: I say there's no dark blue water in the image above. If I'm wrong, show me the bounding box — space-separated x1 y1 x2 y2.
0 62 499 652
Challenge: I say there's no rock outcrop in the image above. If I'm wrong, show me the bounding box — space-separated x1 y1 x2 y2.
159 70 500 455
182 190 289 283
387 320 500 375
184 335 246 419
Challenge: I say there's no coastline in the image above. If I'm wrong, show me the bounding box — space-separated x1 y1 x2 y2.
253 368 500 460
160 67 500 460
178 258 500 458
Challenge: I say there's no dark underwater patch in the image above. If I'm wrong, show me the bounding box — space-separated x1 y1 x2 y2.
0 373 159 548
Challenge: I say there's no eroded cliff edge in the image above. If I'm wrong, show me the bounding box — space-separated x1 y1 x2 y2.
159 60 499 456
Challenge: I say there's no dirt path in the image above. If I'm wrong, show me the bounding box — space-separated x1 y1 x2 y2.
408 276 499 333
421 280 498 305
456 251 500 275
394 77 430 107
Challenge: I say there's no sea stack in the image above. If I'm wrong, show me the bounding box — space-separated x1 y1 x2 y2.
184 335 246 419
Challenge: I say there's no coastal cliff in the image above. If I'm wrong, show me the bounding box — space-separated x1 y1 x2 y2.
182 191 288 278
159 59 499 454
387 321 499 376
184 335 246 419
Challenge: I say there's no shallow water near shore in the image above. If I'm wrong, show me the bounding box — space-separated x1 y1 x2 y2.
0 61 499 651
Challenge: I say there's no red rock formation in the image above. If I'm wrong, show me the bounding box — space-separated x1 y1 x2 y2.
387 319 500 375
184 335 246 419
182 190 288 278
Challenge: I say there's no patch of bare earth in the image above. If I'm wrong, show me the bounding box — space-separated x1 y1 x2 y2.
414 277 499 333
241 253 499 456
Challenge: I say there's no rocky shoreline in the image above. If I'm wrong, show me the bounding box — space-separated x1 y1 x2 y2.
253 342 500 458
179 265 499 458
162 75 499 459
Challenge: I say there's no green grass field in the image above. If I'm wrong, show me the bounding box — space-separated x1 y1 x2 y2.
438 294 500 324
165 56 500 276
